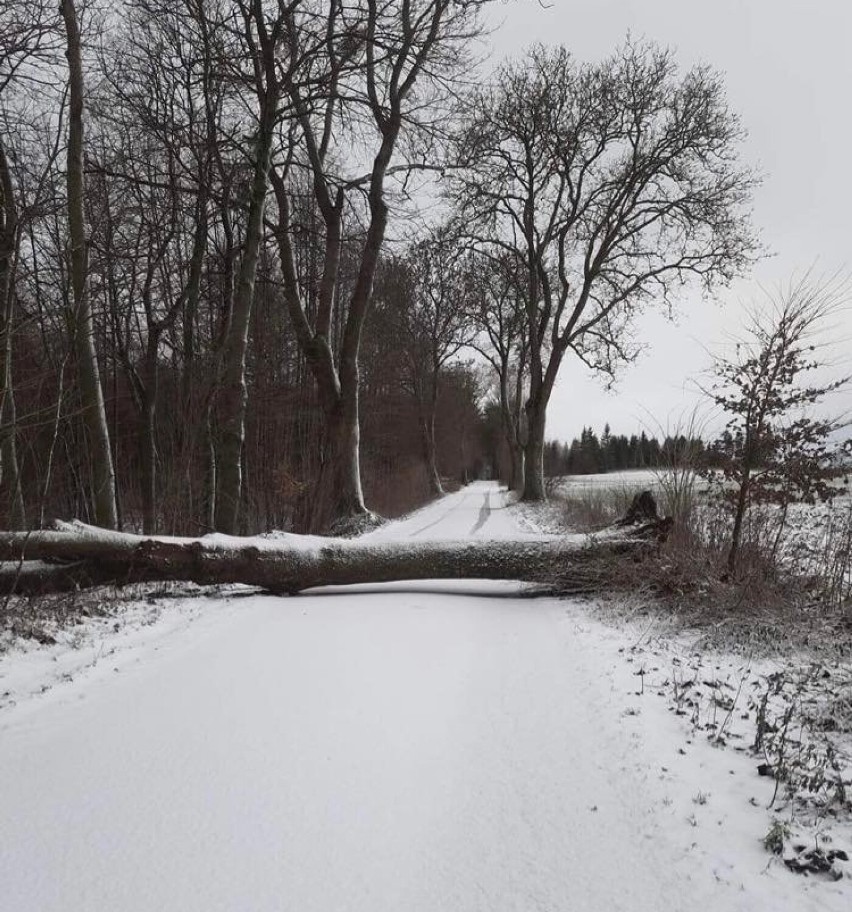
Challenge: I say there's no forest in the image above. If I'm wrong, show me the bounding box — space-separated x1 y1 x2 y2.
0 0 757 537
543 426 706 477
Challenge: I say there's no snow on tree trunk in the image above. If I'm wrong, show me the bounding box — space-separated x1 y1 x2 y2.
0 521 661 597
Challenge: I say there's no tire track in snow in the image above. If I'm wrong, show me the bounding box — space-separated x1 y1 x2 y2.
409 492 475 538
470 491 491 535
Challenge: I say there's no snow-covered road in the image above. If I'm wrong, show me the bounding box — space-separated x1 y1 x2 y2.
0 483 847 910
363 480 526 540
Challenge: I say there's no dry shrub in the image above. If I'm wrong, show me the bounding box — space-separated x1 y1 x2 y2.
654 467 700 544
546 465 852 655
553 482 646 532
648 410 709 545
792 499 852 617
563 494 852 656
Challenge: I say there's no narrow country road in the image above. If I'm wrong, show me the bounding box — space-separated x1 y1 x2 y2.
364 480 521 540
0 484 843 911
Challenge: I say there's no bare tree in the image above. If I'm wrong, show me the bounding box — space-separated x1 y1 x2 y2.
467 248 528 491
452 41 758 502
270 0 495 531
60 0 118 528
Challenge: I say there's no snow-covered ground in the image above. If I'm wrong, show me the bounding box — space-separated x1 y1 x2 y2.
0 483 849 910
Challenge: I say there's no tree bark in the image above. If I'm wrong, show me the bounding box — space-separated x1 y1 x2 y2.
494 360 525 493
310 399 367 532
0 521 657 596
420 379 443 496
726 464 752 576
301 170 390 532
509 444 525 494
140 338 160 535
60 0 118 530
422 415 443 496
522 398 547 501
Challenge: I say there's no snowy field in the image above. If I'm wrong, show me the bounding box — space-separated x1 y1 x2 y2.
553 468 711 496
0 483 850 910
558 468 665 489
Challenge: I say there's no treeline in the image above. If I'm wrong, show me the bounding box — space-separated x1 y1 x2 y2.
0 1 756 535
544 426 706 477
6 230 492 531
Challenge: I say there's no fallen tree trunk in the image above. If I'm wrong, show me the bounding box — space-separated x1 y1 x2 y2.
0 517 667 597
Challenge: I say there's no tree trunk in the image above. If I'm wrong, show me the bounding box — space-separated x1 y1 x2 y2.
60 0 118 530
726 466 752 576
0 302 24 528
421 381 443 496
0 357 24 529
140 346 159 535
522 398 547 501
176 190 209 532
0 521 659 597
272 115 396 532
422 413 444 497
509 443 525 494
497 355 526 493
310 395 368 533
203 403 217 532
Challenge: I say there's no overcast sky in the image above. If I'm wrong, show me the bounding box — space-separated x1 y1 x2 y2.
478 0 852 442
